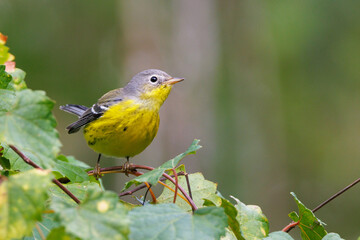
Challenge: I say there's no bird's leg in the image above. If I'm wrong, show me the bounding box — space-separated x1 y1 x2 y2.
94 154 102 180
123 156 130 177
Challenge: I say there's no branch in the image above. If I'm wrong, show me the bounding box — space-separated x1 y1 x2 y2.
9 145 81 204
282 176 360 233
172 168 179 204
185 173 193 200
89 164 198 211
119 173 185 197
132 164 198 211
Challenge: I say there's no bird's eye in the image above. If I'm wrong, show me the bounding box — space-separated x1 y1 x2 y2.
150 76 158 83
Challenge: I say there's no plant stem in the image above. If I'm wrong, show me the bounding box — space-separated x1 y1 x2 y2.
118 173 185 197
185 173 193 200
90 164 198 211
282 221 299 232
282 176 360 233
172 168 179 204
311 177 360 213
9 145 81 204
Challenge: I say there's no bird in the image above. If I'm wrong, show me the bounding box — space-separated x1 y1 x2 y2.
60 69 184 178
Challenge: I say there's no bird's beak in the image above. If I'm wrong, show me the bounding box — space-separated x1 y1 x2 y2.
165 77 184 85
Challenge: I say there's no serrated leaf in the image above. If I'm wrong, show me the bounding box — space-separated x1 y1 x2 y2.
0 66 16 112
51 186 129 240
1 143 32 171
22 213 60 240
289 192 327 240
263 231 295 240
0 34 14 64
49 181 101 207
221 228 238 240
122 139 201 191
0 169 52 240
8 68 27 90
157 172 221 211
129 204 227 240
0 89 62 169
53 155 90 183
220 198 244 240
0 65 11 89
46 227 80 240
322 233 344 240
231 196 269 240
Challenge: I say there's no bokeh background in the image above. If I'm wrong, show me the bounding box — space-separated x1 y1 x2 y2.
1 0 360 238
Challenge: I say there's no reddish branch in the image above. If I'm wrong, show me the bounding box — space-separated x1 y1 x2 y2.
9 145 81 204
282 176 360 233
185 173 193 200
119 173 185 197
8 145 196 210
88 164 198 211
172 168 179 204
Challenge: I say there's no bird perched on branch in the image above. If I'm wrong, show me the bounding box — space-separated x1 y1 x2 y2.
60 69 184 178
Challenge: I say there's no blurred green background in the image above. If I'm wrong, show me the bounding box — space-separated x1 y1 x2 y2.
1 0 360 238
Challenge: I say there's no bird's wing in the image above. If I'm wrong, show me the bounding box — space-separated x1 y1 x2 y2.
66 88 125 134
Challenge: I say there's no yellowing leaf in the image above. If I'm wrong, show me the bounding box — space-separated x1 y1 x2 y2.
0 169 52 240
157 172 221 211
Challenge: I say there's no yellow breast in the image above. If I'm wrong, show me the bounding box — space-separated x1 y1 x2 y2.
83 99 160 157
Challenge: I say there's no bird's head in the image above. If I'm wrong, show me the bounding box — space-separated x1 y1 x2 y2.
125 69 184 106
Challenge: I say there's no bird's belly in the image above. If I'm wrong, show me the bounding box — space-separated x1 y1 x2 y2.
83 104 160 158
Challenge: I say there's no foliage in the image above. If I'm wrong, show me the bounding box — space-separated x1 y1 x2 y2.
0 33 353 240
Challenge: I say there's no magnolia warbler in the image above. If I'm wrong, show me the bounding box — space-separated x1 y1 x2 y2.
60 69 184 177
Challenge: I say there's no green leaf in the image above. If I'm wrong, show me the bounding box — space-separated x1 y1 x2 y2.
0 66 16 112
157 172 221 211
52 155 90 183
322 233 344 240
0 33 14 65
263 231 295 240
22 213 60 240
0 65 12 89
51 186 129 240
0 169 52 240
47 227 80 240
122 139 201 191
220 198 244 240
8 68 27 90
0 89 62 169
221 228 238 240
129 204 227 240
289 192 327 240
49 181 101 207
1 143 32 171
231 196 269 240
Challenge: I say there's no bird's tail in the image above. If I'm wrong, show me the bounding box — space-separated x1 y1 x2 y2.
59 104 88 117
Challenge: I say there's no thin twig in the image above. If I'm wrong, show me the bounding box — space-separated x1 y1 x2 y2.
93 164 198 210
162 171 198 211
185 173 193 200
134 165 198 210
172 168 179 204
118 173 185 197
282 176 360 233
282 221 299 232
9 145 81 205
312 177 360 213
158 181 191 205
129 171 157 203
142 183 152 205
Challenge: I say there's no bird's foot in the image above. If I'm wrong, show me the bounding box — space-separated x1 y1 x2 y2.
94 162 102 180
123 161 131 177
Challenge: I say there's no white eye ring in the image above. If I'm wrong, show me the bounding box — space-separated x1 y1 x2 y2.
150 76 158 83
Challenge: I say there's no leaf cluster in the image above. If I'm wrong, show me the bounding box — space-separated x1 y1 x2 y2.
0 33 351 240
